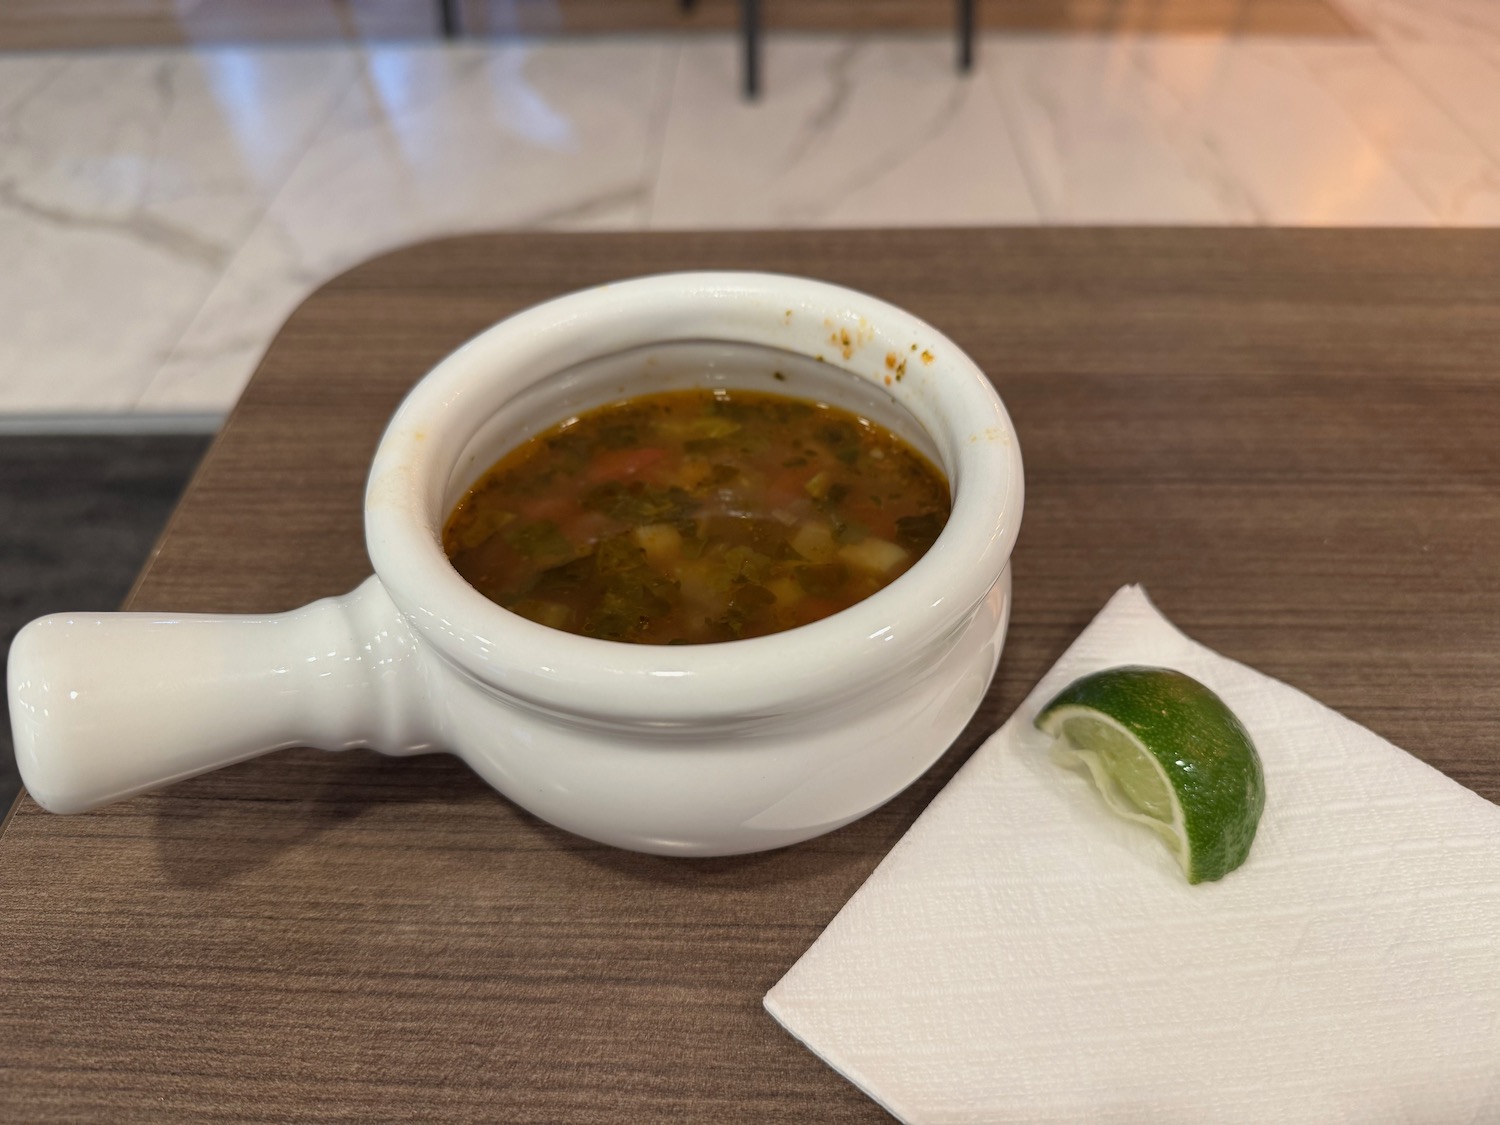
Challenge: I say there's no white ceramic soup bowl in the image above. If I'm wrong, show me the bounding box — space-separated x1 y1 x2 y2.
8 273 1023 855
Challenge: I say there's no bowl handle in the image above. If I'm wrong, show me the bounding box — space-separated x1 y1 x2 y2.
6 577 438 814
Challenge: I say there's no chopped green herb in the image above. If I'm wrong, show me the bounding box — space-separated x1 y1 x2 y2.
502 521 576 567
795 563 849 598
582 481 698 526
722 545 773 584
595 533 648 575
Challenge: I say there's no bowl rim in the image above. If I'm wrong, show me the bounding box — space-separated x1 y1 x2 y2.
364 271 1023 723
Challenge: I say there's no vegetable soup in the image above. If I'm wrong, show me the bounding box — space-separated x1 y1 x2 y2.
443 388 950 644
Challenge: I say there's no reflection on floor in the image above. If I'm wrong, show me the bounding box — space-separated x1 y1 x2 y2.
3 0 1500 416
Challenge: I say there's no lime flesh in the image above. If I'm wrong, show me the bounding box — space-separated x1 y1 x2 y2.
1035 666 1265 884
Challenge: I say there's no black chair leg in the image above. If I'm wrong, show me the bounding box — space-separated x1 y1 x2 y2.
439 0 461 39
743 0 760 99
958 0 975 72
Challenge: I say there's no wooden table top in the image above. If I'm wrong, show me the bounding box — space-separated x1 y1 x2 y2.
3 228 1499 1122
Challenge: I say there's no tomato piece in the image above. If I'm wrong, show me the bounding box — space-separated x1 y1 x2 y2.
516 493 571 522
764 467 813 511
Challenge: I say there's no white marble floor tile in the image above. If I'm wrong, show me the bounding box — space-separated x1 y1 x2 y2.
1130 38 1436 225
1330 0 1500 46
137 40 672 412
0 55 69 119
649 36 1037 229
985 36 1254 223
8 31 1500 419
0 47 358 411
1296 43 1500 223
1379 42 1500 170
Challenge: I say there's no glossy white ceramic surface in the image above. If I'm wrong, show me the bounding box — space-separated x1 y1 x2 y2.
8 578 434 815
8 273 1024 855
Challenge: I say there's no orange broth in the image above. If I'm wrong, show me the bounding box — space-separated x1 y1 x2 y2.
443 388 949 644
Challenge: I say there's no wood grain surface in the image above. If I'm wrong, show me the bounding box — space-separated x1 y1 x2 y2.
3 228 1498 1122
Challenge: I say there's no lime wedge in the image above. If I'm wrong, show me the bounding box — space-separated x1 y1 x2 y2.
1034 666 1265 884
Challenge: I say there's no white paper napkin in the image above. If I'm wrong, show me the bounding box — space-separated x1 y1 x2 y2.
766 586 1500 1124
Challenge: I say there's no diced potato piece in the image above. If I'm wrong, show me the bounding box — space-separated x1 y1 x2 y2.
804 471 832 499
675 455 714 490
838 537 909 575
767 577 805 607
791 521 838 563
633 523 683 563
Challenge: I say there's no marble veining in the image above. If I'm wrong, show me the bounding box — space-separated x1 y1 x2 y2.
1297 42 1500 222
3 27 1500 416
1130 38 1434 225
986 38 1259 223
650 37 1037 228
136 40 672 411
1379 42 1500 169
1330 0 1500 45
0 47 355 411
